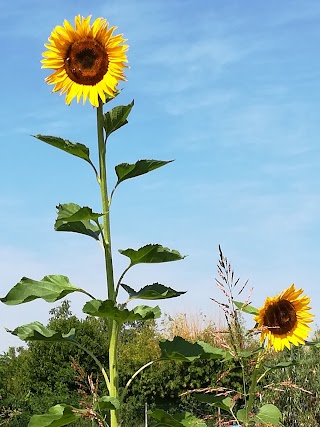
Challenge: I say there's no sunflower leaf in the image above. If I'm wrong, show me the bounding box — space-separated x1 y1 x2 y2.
54 203 101 241
114 159 173 188
233 300 259 315
33 135 94 166
94 396 121 412
195 395 233 412
253 404 282 426
6 322 76 343
119 244 185 266
103 100 134 138
82 299 161 324
1 275 89 305
28 404 83 427
121 283 186 300
148 409 206 427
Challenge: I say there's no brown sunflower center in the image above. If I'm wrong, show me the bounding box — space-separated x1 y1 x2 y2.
263 300 297 335
64 39 109 85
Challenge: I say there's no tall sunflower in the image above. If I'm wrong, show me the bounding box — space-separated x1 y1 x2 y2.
254 284 314 351
42 15 128 107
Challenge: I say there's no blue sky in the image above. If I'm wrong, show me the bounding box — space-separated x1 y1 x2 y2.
1 0 320 352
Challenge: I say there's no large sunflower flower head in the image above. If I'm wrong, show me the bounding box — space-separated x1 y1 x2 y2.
42 15 128 107
254 284 314 352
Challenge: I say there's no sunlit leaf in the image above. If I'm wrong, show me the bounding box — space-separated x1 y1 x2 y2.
7 322 76 342
159 337 231 362
83 299 161 324
55 203 101 240
119 244 185 266
233 300 259 315
33 135 94 167
195 395 233 412
103 100 134 138
28 404 83 427
1 275 89 305
254 404 282 426
95 396 120 411
121 283 186 300
115 159 173 187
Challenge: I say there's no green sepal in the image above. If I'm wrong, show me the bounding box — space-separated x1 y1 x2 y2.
253 404 282 425
195 395 233 413
148 409 206 427
159 336 232 362
94 396 120 412
233 300 259 315
103 100 134 138
28 404 83 427
83 299 161 324
115 159 173 187
121 283 186 300
55 203 102 241
1 275 89 305
6 321 76 342
33 135 95 168
119 244 185 266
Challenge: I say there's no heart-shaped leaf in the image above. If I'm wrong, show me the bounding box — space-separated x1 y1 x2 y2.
28 404 83 427
121 283 186 300
55 203 101 241
1 275 89 305
103 101 134 138
254 404 282 425
7 322 76 343
119 244 185 266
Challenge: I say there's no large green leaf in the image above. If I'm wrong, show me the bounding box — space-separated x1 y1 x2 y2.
55 203 101 240
28 404 82 427
1 275 88 305
119 244 185 266
195 395 233 412
103 100 134 138
83 299 161 324
95 396 120 411
115 159 173 187
254 404 282 425
159 337 231 362
121 283 186 300
233 300 259 316
148 410 206 427
33 135 94 167
7 322 76 343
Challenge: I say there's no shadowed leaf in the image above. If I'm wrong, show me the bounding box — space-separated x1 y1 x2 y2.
28 404 83 427
121 283 186 300
55 203 101 240
95 396 120 411
103 100 134 138
7 322 76 342
195 395 233 412
119 244 185 266
1 275 88 305
83 299 161 324
148 409 206 427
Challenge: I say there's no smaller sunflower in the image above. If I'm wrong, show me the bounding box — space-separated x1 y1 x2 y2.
42 15 128 107
255 284 314 351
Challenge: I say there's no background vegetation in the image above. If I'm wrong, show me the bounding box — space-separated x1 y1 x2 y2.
1 301 319 426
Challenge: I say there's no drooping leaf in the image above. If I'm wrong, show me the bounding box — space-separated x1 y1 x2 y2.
254 404 282 426
119 244 185 266
159 336 230 362
148 410 206 427
95 396 120 411
263 361 295 370
28 404 83 427
115 159 173 187
83 299 161 324
33 135 94 167
121 283 186 300
7 322 76 343
1 275 89 305
195 395 233 412
55 203 101 240
233 300 259 316
103 100 134 138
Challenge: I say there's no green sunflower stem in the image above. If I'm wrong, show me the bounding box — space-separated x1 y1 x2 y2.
97 100 119 426
243 354 263 426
